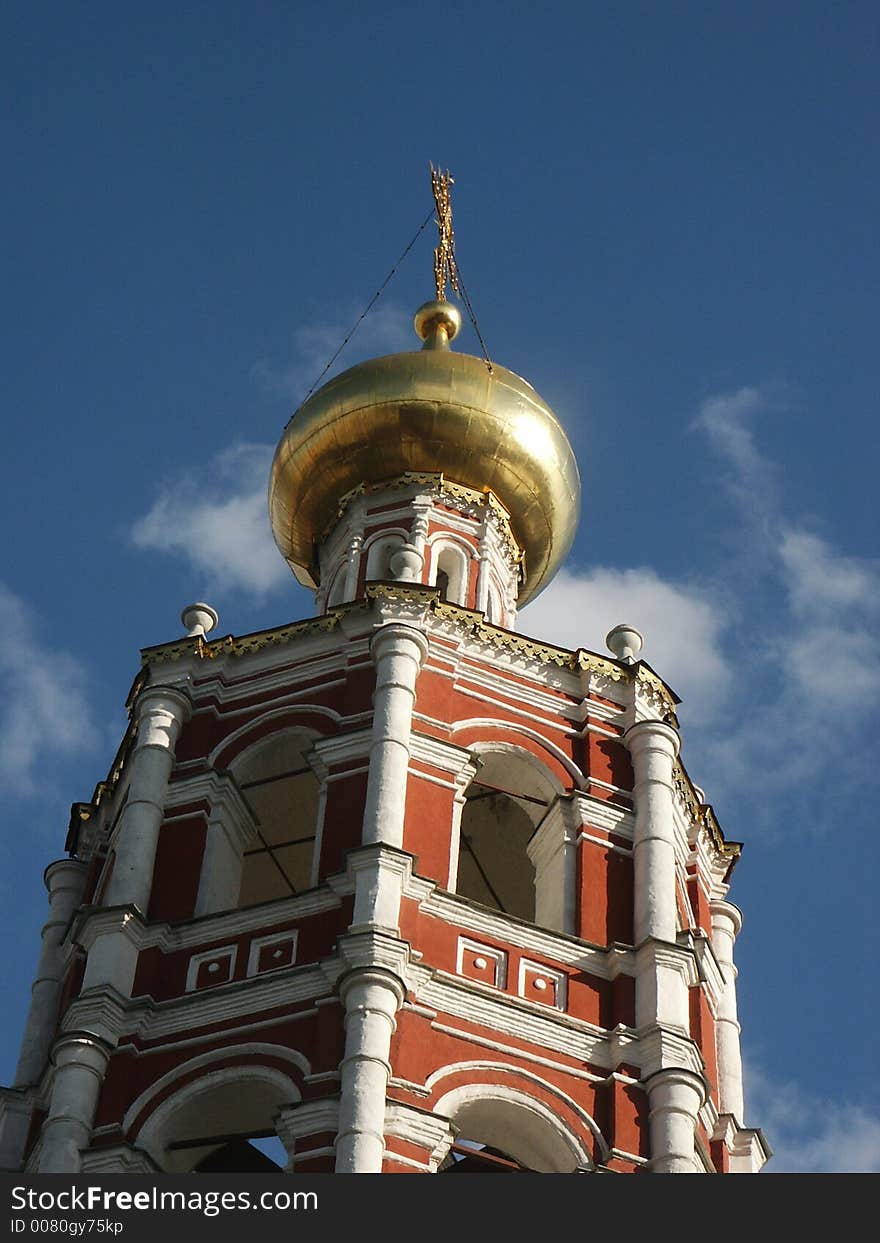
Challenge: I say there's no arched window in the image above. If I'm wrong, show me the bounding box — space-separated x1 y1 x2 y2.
433 1087 591 1173
133 1062 299 1174
365 534 405 581
231 731 320 907
432 542 470 607
456 748 559 923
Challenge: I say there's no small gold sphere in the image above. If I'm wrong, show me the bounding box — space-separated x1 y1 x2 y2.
413 299 462 347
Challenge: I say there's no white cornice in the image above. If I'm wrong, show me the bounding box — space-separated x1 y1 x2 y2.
64 962 332 1045
72 887 343 960
414 887 635 981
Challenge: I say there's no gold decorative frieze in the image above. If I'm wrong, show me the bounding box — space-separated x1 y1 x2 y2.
327 471 520 561
140 612 344 668
575 650 627 681
673 762 741 868
635 663 680 726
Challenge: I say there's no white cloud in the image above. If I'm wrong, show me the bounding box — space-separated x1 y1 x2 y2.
0 584 96 797
252 303 413 403
521 567 732 724
131 443 292 597
131 301 412 602
692 385 781 540
521 385 880 824
746 1060 880 1173
689 388 880 812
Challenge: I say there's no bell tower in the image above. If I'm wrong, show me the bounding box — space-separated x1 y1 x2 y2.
0 174 768 1175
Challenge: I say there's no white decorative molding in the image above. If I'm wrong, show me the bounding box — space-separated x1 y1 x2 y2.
184 944 237 993
517 959 567 1012
65 962 332 1045
75 884 342 958
416 886 636 983
456 937 508 989
246 931 298 978
384 1101 456 1171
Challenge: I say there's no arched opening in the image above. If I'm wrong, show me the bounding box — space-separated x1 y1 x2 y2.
432 542 470 607
135 1065 299 1174
365 534 405 581
456 749 559 923
433 1087 589 1173
230 730 320 906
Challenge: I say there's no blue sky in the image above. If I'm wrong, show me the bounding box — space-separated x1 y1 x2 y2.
2 3 877 1172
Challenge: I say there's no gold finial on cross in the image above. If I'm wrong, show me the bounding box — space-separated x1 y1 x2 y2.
430 164 460 302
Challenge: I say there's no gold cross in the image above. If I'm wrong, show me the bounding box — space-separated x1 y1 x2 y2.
431 164 460 302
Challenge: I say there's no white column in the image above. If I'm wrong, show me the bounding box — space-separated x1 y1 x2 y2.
361 625 428 848
14 859 87 1088
105 685 191 912
624 720 681 944
37 1035 111 1173
711 900 745 1122
646 1069 706 1173
334 970 404 1173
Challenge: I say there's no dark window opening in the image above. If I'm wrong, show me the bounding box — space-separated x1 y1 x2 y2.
455 755 556 924
232 735 319 907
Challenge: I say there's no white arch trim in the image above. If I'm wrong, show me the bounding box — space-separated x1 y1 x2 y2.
364 530 407 580
208 708 336 769
126 1044 308 1169
451 721 586 790
124 1042 309 1136
429 539 471 606
430 1064 606 1170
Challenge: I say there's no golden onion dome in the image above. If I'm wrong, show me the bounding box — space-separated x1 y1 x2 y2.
268 300 581 605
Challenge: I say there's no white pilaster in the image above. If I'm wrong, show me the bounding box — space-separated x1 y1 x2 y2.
334 969 404 1173
14 859 87 1087
711 899 745 1123
361 625 428 848
105 685 192 912
37 1034 112 1173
